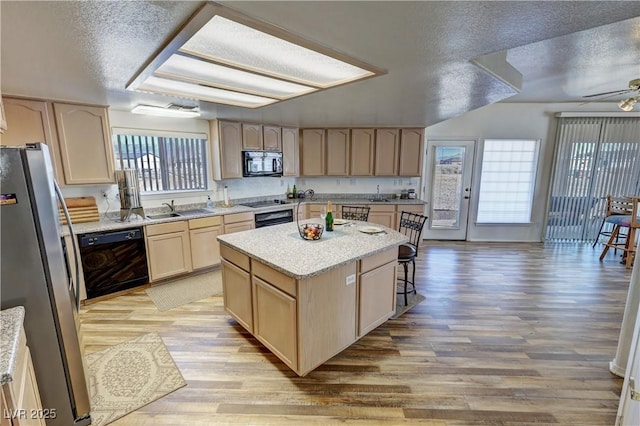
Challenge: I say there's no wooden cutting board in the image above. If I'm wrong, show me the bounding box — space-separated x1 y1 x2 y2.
58 196 100 224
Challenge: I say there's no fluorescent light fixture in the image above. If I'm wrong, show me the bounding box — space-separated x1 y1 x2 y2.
131 104 201 118
618 97 638 112
127 2 384 109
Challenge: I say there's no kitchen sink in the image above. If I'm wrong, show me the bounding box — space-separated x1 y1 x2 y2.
178 208 212 216
147 213 182 219
368 198 390 202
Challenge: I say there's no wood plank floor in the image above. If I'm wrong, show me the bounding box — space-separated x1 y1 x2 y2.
79 241 633 425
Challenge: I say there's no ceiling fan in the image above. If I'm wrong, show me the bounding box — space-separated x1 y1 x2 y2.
583 78 640 111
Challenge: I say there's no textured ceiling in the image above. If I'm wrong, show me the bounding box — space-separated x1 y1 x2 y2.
2 1 640 127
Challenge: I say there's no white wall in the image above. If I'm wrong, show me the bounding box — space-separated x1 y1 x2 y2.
424 101 621 242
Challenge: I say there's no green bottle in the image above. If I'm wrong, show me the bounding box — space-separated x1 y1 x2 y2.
325 201 334 231
292 184 297 198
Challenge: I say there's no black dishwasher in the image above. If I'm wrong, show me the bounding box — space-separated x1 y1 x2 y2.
78 227 149 299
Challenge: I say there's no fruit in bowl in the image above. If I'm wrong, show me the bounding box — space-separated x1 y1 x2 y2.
299 223 324 240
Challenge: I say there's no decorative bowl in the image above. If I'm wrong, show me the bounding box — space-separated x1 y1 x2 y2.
299 223 324 240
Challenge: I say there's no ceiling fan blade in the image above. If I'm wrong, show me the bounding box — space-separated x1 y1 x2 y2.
582 89 632 98
579 91 634 106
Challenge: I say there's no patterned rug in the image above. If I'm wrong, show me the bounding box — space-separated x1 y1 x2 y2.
146 269 223 311
391 292 426 319
86 332 186 426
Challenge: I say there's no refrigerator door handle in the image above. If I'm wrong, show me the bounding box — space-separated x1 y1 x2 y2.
54 180 81 311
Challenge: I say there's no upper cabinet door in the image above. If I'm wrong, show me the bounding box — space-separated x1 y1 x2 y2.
399 128 424 176
350 128 375 176
374 128 399 176
217 120 243 179
300 129 325 176
53 102 115 185
242 123 263 150
282 127 299 177
1 97 64 181
263 125 282 151
326 129 350 176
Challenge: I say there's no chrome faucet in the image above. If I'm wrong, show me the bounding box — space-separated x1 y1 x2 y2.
162 200 176 212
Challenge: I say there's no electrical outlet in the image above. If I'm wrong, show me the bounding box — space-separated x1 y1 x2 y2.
336 179 340 186
350 179 356 185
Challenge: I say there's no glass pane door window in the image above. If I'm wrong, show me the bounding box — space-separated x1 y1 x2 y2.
423 140 475 240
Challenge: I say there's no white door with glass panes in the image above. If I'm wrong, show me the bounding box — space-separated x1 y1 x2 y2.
422 140 476 240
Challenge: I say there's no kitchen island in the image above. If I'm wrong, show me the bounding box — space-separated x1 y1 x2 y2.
217 220 408 376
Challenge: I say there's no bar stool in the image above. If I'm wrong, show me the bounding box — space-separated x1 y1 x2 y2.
341 205 370 221
592 195 628 252
397 211 428 306
599 196 639 268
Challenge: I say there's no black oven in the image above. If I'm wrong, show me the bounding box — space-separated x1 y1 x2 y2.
243 151 283 177
78 227 149 299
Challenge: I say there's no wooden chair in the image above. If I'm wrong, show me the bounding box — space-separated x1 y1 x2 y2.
599 196 639 268
341 205 370 221
592 195 628 251
397 211 428 306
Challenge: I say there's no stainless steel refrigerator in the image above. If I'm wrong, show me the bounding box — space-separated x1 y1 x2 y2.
1 144 91 426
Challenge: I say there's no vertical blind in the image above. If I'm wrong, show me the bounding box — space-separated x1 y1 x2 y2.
546 117 640 242
114 133 208 192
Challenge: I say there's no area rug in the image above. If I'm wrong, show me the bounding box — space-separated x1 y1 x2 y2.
146 269 223 311
86 332 186 426
391 292 426 319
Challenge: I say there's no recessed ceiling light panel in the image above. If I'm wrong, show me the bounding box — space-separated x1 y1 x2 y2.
126 2 385 109
138 76 278 108
179 16 375 88
155 54 318 99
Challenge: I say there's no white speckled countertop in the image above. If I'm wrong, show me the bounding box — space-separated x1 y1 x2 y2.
217 220 409 279
64 197 425 235
1 306 25 385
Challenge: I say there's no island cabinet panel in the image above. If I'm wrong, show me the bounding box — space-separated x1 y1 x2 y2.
252 276 298 371
220 243 250 271
358 260 396 337
262 125 282 151
297 263 357 375
368 204 396 228
325 128 350 176
252 260 296 297
281 127 299 176
146 227 192 282
221 258 253 333
53 102 115 185
374 128 399 176
350 128 375 176
300 129 325 176
398 128 424 176
242 123 263 150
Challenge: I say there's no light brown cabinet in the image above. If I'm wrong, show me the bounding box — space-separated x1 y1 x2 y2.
350 128 375 176
210 120 243 180
2 97 114 185
145 221 192 282
189 216 222 270
242 123 263 150
325 128 350 176
398 128 424 176
53 102 115 185
1 327 45 426
358 248 397 337
1 97 64 181
281 127 299 176
300 129 325 176
262 125 282 151
223 212 254 234
368 204 396 228
374 128 400 176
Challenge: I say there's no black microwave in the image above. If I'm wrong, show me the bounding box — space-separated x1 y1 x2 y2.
243 151 283 177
